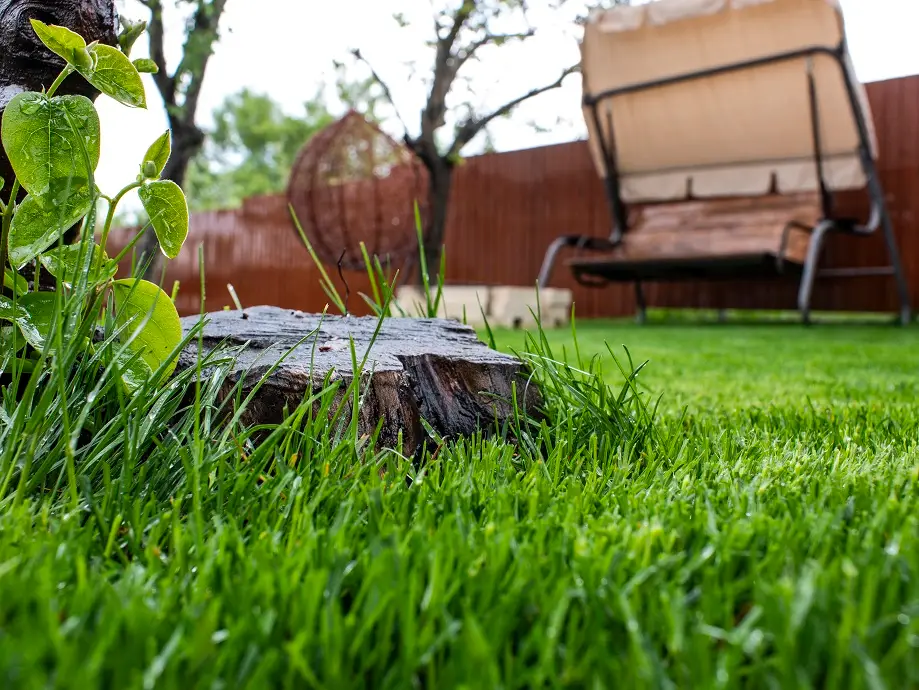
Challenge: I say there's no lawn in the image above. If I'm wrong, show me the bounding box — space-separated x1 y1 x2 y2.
492 316 919 411
2 315 919 688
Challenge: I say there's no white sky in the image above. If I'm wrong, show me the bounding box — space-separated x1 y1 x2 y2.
97 0 919 211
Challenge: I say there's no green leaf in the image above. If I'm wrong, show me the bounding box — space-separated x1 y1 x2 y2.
0 325 26 358
0 295 26 323
0 295 53 358
78 44 146 108
111 279 182 389
3 269 28 296
142 131 171 178
40 243 117 287
132 58 159 74
0 93 101 196
110 279 181 389
8 181 94 268
29 19 93 71
15 292 57 351
57 95 102 170
118 18 148 57
138 180 188 259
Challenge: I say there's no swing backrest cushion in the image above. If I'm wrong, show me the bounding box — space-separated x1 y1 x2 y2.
581 0 877 203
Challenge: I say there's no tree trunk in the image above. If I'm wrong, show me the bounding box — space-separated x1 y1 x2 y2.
134 115 204 279
416 162 453 286
0 0 118 207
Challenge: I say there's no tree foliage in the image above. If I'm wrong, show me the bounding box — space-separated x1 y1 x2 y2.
183 71 388 212
184 90 335 211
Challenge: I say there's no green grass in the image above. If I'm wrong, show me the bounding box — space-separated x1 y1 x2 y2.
3 309 919 688
491 314 919 411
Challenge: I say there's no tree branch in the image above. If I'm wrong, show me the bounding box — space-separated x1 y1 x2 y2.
172 0 228 120
432 2 444 41
349 48 410 136
449 64 578 158
444 2 474 48
423 2 477 140
139 0 175 105
459 29 535 67
446 28 536 93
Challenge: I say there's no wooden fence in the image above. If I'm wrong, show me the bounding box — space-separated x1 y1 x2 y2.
111 74 919 319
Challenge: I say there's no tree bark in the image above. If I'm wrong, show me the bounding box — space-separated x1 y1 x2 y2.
418 161 453 286
0 0 118 206
161 118 205 187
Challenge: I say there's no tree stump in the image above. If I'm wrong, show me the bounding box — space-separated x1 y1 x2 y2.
0 0 118 202
177 306 542 456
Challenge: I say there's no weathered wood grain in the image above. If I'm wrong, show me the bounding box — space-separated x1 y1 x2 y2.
177 306 542 456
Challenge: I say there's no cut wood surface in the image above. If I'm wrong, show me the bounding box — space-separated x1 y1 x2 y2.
177 306 541 456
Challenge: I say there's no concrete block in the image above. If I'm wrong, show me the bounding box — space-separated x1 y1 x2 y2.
488 286 572 330
395 286 492 327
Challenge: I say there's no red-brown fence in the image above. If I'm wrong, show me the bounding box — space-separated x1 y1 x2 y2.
110 74 919 319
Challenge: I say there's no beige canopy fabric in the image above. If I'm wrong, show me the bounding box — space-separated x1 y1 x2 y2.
580 0 878 203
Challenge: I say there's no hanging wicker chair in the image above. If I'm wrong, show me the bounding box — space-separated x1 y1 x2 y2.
287 110 430 271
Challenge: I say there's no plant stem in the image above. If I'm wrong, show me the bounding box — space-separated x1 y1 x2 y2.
46 66 74 98
100 182 143 251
